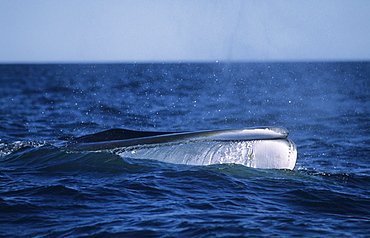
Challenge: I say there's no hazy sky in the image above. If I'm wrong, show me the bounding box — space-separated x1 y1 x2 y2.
1 0 369 63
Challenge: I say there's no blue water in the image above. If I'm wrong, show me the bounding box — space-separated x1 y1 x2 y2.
1 63 369 237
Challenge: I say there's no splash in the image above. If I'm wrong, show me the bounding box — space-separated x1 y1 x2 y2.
0 141 47 157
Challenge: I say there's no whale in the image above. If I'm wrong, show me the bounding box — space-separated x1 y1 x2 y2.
61 127 297 170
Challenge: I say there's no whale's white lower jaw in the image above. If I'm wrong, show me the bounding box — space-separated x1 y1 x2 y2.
249 139 297 170
111 139 297 170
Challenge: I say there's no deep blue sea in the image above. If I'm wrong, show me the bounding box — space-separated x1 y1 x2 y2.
0 63 369 237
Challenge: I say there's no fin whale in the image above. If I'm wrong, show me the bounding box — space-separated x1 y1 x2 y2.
61 127 297 170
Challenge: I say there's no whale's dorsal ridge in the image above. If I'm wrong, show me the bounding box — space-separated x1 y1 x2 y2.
70 128 175 143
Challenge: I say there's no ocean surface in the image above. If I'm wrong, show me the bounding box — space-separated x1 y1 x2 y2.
0 62 369 237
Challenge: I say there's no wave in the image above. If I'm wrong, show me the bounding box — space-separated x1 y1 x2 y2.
1 143 366 185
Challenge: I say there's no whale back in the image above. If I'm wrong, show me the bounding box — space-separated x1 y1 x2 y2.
61 127 297 170
70 128 176 143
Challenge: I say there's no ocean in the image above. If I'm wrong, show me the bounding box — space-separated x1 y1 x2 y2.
0 62 369 237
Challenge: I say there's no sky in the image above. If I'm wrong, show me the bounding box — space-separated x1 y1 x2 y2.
0 0 369 63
